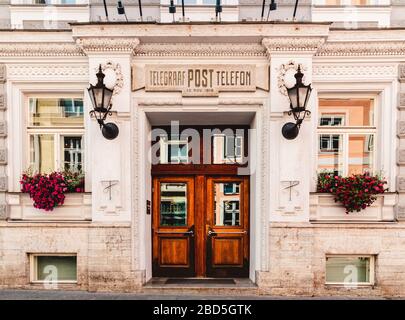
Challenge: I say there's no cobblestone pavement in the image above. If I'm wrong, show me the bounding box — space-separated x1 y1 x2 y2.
0 289 394 300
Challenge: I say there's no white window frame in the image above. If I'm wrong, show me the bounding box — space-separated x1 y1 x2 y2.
325 254 375 287
30 253 78 284
25 93 85 173
159 136 189 164
316 95 378 177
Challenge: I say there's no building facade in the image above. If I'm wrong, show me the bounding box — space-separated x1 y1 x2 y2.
0 1 405 297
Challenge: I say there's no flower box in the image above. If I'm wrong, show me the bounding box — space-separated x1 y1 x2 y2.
7 192 92 221
309 193 397 222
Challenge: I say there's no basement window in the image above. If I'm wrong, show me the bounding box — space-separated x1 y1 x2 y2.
30 254 77 283
325 255 375 286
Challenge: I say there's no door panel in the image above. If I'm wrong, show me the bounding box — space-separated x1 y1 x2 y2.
152 175 249 278
206 177 249 277
152 176 195 277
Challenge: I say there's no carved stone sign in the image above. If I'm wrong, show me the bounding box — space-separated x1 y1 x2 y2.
133 64 269 97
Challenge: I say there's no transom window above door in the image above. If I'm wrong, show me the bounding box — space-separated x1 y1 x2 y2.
152 126 248 166
27 95 84 173
317 98 376 176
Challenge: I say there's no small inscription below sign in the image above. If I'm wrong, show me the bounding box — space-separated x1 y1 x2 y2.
138 64 258 97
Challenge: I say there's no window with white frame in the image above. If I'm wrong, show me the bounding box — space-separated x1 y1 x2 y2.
175 0 232 4
30 254 77 283
14 0 84 5
27 95 84 173
317 98 376 176
325 255 375 286
312 0 382 5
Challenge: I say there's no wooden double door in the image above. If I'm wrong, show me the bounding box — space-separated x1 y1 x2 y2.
152 175 249 278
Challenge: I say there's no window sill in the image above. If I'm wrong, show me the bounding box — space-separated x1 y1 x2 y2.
7 192 92 221
309 192 397 223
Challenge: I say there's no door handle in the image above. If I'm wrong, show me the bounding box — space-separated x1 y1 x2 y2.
207 230 247 236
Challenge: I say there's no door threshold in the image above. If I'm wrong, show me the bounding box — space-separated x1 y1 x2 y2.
144 277 256 288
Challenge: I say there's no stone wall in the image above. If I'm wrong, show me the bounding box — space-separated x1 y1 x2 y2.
257 222 405 297
397 64 405 220
0 64 6 220
0 223 143 292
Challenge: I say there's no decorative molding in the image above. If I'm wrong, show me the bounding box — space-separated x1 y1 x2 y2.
0 43 84 57
7 64 88 79
99 61 124 96
76 38 140 54
277 60 307 96
313 64 397 79
260 103 269 271
0 149 6 165
316 41 405 56
0 204 7 220
397 176 405 192
399 64 405 82
400 93 405 107
134 43 266 57
397 205 405 220
262 37 325 54
0 64 5 83
0 176 6 192
0 94 5 110
398 121 405 138
0 121 6 137
137 99 183 106
398 149 405 165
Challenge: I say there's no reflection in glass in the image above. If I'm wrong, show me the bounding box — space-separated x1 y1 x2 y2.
30 134 55 173
213 134 244 164
62 136 83 172
318 98 374 127
29 98 84 127
214 182 240 226
348 134 374 175
36 256 77 282
326 256 370 284
160 183 187 226
159 136 189 164
318 134 343 176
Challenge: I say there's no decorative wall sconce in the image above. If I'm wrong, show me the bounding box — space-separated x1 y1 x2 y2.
281 65 312 140
88 65 119 140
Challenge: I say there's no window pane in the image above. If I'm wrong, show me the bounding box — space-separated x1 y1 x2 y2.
177 0 197 4
348 134 374 175
213 134 245 164
214 182 241 226
203 0 216 4
30 134 55 173
160 183 187 226
318 98 374 127
326 256 370 284
29 98 84 127
159 136 189 164
62 136 83 172
318 134 344 175
36 256 77 282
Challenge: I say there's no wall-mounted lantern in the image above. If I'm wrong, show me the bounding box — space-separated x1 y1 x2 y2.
88 65 119 140
281 65 312 140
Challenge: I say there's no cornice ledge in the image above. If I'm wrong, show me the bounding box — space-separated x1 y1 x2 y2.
261 37 326 55
316 41 405 56
0 42 84 57
134 43 266 57
76 38 140 55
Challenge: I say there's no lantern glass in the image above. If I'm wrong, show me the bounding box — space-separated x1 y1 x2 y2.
287 87 298 109
298 86 308 108
102 87 113 110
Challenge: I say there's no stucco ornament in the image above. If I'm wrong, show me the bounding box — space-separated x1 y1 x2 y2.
277 61 307 96
97 61 124 96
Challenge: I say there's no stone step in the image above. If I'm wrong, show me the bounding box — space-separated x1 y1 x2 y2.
142 277 259 296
